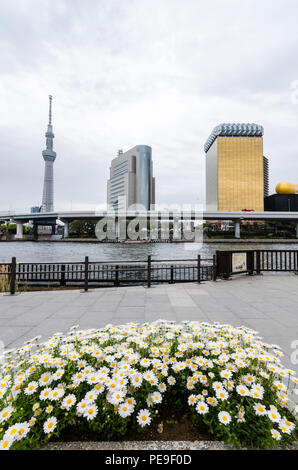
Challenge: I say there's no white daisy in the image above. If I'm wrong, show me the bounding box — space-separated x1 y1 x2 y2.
253 403 267 416
43 416 57 434
4 424 20 440
188 394 197 406
279 419 293 435
130 373 143 388
212 381 224 392
107 389 126 405
61 394 76 410
196 401 209 415
24 381 39 396
152 391 162 404
0 406 14 423
83 403 98 420
220 370 232 380
0 436 14 450
216 389 229 401
236 384 249 397
137 409 151 427
84 389 99 402
267 409 281 423
49 387 65 401
53 369 65 381
39 373 53 387
118 402 134 418
167 376 176 386
158 383 167 393
15 422 30 441
218 411 232 425
39 388 52 401
76 399 89 416
271 429 281 441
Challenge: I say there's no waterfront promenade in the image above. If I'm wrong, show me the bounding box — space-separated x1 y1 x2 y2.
0 273 297 373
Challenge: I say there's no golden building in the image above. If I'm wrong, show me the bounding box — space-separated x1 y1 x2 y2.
204 123 265 212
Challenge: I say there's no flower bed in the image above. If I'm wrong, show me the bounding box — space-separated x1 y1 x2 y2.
0 320 297 450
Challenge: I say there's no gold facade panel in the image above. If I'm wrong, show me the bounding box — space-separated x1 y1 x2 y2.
217 137 264 211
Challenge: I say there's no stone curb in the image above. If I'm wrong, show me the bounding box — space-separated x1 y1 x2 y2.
40 440 297 451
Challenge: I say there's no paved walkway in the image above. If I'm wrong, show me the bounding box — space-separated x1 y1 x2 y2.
0 274 297 372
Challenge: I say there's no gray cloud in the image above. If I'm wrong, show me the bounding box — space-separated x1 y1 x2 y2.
1 0 298 212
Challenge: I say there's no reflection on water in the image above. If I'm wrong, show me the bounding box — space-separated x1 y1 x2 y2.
1 241 298 263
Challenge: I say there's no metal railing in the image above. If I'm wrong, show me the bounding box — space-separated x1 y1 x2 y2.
255 250 298 273
0 255 216 294
216 249 298 278
3 249 297 295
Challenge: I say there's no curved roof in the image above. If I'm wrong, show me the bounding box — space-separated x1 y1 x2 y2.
204 123 264 153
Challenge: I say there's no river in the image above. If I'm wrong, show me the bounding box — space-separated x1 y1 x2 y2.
1 241 298 263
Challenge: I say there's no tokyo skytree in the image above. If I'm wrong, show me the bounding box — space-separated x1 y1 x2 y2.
41 95 56 212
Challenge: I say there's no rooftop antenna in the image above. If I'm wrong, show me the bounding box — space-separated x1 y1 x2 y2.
48 95 53 125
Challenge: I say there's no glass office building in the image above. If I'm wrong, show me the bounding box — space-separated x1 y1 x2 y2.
107 145 155 211
204 123 265 212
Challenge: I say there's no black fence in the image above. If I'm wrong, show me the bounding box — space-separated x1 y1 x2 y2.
255 250 298 273
0 255 216 294
2 250 298 295
216 249 298 278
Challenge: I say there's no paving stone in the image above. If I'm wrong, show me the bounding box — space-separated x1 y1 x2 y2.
0 276 297 374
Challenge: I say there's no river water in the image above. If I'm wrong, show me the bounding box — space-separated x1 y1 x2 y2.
1 241 298 263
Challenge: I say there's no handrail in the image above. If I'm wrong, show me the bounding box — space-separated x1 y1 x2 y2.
1 255 216 294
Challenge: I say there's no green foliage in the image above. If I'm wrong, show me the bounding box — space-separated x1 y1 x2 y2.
69 220 97 238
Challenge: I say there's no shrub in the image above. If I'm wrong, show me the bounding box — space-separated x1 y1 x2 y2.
0 320 297 450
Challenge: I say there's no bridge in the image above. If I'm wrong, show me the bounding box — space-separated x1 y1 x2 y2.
2 210 298 239
1 209 298 239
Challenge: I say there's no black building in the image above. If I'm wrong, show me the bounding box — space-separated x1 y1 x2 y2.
264 193 298 211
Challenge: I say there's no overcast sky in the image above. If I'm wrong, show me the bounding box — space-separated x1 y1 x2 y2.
1 0 298 213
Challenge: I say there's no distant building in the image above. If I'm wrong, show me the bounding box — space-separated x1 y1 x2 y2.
204 123 265 211
107 145 155 211
41 95 56 212
265 194 298 211
31 206 41 213
263 156 269 198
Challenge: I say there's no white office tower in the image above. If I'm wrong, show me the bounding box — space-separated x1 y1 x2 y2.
107 145 155 211
41 95 56 212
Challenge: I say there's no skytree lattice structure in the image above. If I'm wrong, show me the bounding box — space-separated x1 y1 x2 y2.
41 95 56 212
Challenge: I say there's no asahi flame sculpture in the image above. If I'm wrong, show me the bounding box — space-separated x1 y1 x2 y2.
275 182 298 194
